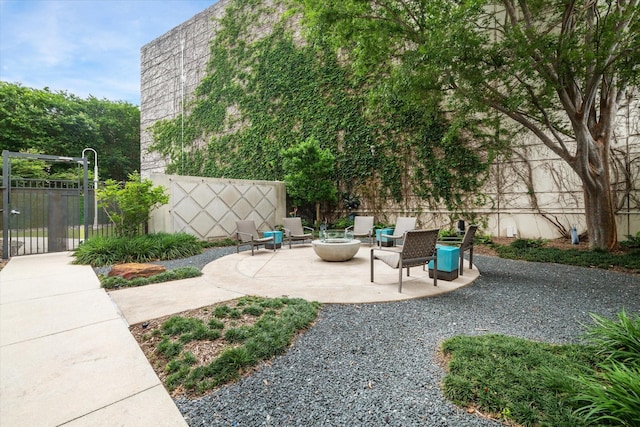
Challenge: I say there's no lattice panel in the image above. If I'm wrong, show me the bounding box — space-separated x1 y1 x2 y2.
165 177 285 240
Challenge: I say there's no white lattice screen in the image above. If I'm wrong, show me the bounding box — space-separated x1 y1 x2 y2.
149 174 287 240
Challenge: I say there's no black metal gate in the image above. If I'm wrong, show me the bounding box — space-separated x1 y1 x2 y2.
1 151 90 259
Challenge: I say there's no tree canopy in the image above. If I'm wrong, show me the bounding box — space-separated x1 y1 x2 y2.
298 0 639 249
0 82 140 181
282 136 338 224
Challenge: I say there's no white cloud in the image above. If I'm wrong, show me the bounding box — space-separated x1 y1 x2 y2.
0 0 216 105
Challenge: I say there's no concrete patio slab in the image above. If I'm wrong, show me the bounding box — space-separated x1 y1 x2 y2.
110 245 479 325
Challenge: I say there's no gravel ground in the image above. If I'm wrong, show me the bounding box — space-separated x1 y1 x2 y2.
164 252 639 427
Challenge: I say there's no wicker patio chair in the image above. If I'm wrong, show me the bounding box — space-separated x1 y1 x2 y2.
370 228 439 292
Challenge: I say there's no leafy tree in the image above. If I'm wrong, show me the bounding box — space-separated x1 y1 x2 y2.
298 0 640 250
0 82 140 181
281 136 338 225
96 172 169 237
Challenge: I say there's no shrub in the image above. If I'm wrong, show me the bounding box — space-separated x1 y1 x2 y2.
510 238 546 250
73 232 202 267
572 310 640 426
620 231 640 249
97 172 169 238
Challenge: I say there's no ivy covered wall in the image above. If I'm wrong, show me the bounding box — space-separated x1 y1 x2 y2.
143 0 497 226
143 0 640 241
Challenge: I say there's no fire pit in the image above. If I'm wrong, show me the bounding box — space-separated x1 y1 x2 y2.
311 230 361 262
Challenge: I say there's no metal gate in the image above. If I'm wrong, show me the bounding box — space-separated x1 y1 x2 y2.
1 150 90 259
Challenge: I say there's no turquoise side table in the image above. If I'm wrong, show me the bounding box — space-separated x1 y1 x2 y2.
263 230 283 249
375 228 395 247
428 244 460 281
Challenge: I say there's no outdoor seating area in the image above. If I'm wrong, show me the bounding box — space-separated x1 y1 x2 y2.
232 217 481 293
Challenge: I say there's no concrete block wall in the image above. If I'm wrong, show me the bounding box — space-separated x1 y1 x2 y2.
140 0 230 178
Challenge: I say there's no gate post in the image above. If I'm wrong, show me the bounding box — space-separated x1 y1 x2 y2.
2 150 10 260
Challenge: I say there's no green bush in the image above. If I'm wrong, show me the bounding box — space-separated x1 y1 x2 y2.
73 232 203 267
572 310 640 426
510 238 547 250
494 245 640 272
97 172 169 238
332 216 353 229
620 231 640 249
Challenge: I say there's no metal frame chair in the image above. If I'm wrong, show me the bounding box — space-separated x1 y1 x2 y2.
379 216 417 247
370 229 439 292
345 216 374 245
235 220 275 255
437 224 478 275
282 217 314 248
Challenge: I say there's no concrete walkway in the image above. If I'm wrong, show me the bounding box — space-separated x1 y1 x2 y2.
0 252 187 427
0 246 478 426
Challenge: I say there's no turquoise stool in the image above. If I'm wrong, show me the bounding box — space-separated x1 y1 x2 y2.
375 228 395 247
263 230 283 249
428 245 460 281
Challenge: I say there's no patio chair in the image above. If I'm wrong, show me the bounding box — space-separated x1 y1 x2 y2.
371 228 440 292
437 224 478 275
282 217 315 248
345 216 374 245
379 216 417 247
235 220 275 256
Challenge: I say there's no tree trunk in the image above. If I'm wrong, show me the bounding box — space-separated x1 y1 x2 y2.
583 177 618 250
572 124 618 251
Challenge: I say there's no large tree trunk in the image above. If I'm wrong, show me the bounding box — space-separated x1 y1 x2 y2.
583 176 618 250
573 123 618 251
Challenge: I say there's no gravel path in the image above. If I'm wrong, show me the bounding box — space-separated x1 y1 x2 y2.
168 253 639 426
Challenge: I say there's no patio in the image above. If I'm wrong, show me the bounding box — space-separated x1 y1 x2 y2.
109 245 479 325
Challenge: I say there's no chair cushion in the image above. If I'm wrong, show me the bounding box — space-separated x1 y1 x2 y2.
373 252 400 268
291 233 313 239
254 236 274 243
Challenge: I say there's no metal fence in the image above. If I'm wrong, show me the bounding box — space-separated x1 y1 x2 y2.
1 150 115 259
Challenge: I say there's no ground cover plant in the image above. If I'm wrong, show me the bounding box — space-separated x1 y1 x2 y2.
131 296 320 397
100 267 202 289
491 238 640 273
572 310 640 426
441 310 640 426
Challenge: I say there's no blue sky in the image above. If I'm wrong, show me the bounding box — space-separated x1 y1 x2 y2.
0 0 216 105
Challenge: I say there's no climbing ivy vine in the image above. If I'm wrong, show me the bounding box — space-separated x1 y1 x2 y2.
149 0 505 219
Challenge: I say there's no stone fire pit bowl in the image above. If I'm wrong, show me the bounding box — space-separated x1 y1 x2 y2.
312 238 361 262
